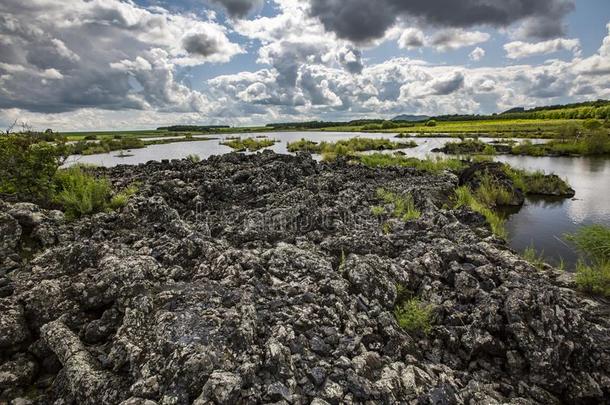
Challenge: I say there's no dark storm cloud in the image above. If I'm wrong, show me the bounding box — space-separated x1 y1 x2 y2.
209 0 264 18
183 34 220 57
308 0 574 43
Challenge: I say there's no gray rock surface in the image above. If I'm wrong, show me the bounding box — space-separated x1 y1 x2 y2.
0 151 608 404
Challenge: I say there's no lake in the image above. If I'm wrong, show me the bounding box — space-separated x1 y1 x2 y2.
65 132 610 268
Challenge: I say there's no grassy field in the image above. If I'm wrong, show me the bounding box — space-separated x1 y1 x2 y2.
60 118 602 141
319 119 586 137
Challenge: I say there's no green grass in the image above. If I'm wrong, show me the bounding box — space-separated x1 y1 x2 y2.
359 153 466 173
575 261 610 297
186 154 201 163
287 137 416 158
522 245 547 270
473 174 515 207
567 225 610 297
109 183 139 210
376 188 421 221
568 225 610 264
511 132 610 157
323 119 586 137
370 205 385 216
454 186 507 238
53 167 113 219
221 137 277 152
53 167 139 219
394 297 433 334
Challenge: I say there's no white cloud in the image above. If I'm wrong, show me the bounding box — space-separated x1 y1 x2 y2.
0 0 241 113
388 27 490 51
469 47 486 61
504 38 581 59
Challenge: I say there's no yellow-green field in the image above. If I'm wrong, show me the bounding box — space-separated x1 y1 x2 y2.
60 119 600 141
319 119 586 137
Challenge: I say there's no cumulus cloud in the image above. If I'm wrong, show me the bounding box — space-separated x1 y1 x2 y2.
395 28 426 50
430 29 490 51
469 47 486 61
308 0 575 43
389 27 489 51
504 38 581 59
0 0 241 113
208 0 264 18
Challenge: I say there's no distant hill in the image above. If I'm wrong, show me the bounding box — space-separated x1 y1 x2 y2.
392 114 430 122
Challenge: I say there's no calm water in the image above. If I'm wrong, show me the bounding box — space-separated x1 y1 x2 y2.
66 132 610 268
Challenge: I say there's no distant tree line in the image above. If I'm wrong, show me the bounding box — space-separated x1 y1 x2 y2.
156 125 230 132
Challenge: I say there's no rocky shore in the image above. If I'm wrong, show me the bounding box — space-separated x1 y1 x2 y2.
1 151 609 404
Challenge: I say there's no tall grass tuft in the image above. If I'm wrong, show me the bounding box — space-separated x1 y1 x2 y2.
568 225 610 297
54 167 113 219
394 297 433 334
376 188 421 221
454 186 507 238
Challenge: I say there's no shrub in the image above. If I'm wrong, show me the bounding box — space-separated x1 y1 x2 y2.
425 120 437 127
84 135 98 141
394 297 433 334
0 135 66 203
583 119 603 131
53 167 113 219
381 120 398 129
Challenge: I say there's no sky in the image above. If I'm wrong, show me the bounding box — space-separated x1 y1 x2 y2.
0 0 609 131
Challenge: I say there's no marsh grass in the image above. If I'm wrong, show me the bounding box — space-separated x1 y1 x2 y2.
288 138 416 157
568 225 610 297
474 174 514 207
503 166 572 195
221 137 276 152
359 153 466 173
454 186 507 238
522 245 547 270
376 188 421 221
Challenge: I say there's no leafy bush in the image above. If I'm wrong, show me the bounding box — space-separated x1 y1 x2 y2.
0 135 66 203
425 120 437 127
53 167 113 219
394 297 433 334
